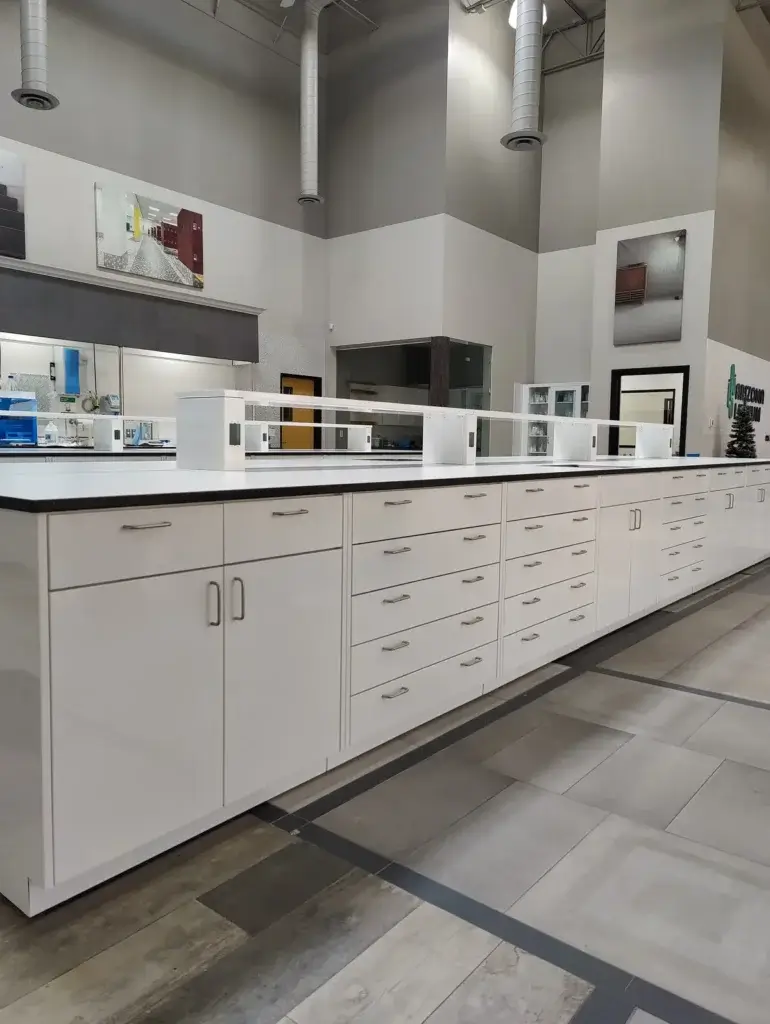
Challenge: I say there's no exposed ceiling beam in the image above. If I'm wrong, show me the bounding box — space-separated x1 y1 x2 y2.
560 0 589 23
735 0 770 10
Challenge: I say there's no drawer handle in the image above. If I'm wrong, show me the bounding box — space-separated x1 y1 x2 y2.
694 520 705 526
384 499 412 507
382 593 411 604
525 524 544 531
570 614 586 623
207 581 222 627
695 497 706 502
673 475 684 480
381 686 409 700
572 516 589 522
671 501 683 506
382 640 410 652
461 615 485 626
669 550 681 556
462 575 486 584
526 487 545 493
670 526 682 532
522 597 541 606
694 544 704 549
718 472 727 476
574 483 591 489
523 560 543 568
521 633 540 642
692 567 703 573
232 576 246 621
668 575 680 582
570 581 587 589
464 534 487 542
272 509 309 517
121 521 173 531
464 492 488 499
697 473 707 478
461 656 483 667
572 549 588 556
384 546 412 555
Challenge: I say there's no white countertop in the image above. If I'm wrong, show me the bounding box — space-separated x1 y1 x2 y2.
0 455 764 513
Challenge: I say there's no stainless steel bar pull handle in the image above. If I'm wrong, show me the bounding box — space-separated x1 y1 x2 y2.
668 575 680 582
574 483 591 489
694 521 705 526
669 550 681 557
572 517 589 522
636 508 642 530
272 509 309 517
673 475 684 479
463 534 487 541
572 549 588 556
383 593 411 604
232 577 245 621
694 544 704 549
462 575 485 584
671 501 683 506
522 597 541 606
207 581 222 627
464 493 487 499
462 616 485 626
523 560 543 568
385 499 412 507
384 546 412 555
695 497 706 502
629 508 636 531
692 567 703 573
570 614 586 623
570 582 587 589
382 640 410 652
461 656 483 668
382 686 409 700
697 473 707 478
526 487 545 493
521 633 540 642
525 524 544 531
670 526 682 532
121 521 172 531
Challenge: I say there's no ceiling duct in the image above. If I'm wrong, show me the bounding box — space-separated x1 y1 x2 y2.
298 0 333 205
12 0 59 110
501 0 545 151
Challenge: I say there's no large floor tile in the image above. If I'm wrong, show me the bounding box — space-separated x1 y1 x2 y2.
668 760 770 867
422 941 592 1023
665 615 770 703
545 672 721 744
287 903 499 1024
0 902 245 1024
444 704 546 765
483 713 631 794
395 695 502 752
686 702 770 770
566 735 722 829
316 752 509 858
512 814 770 1024
407 781 606 910
137 871 420 1024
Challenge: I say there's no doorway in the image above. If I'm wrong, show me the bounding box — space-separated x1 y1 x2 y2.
280 374 322 450
609 366 689 457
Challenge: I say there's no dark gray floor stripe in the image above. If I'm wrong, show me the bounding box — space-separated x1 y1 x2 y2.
569 987 635 1024
594 665 770 711
627 977 738 1024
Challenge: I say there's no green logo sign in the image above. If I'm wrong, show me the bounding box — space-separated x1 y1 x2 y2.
727 363 737 419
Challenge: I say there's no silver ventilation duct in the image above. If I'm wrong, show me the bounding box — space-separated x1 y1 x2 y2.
501 0 544 151
12 0 59 110
298 0 333 205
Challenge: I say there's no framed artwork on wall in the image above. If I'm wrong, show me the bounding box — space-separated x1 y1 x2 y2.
0 150 26 261
95 185 204 289
614 229 686 346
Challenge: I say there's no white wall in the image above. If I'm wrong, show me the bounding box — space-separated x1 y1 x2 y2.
704 339 770 459
534 246 595 384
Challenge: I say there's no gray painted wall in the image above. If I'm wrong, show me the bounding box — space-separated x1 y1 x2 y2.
0 0 324 236
598 0 727 231
325 0 450 239
709 10 770 360
445 0 540 251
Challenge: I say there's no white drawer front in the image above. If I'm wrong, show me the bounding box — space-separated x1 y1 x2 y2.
660 470 711 497
600 473 662 507
662 492 708 523
352 525 501 595
503 605 596 679
224 494 342 563
49 504 223 590
506 477 597 521
506 542 596 597
661 515 707 548
688 560 709 590
506 509 596 559
659 567 695 603
352 485 502 544
351 603 498 694
659 539 707 574
349 643 497 750
711 467 746 490
504 573 595 635
352 564 500 645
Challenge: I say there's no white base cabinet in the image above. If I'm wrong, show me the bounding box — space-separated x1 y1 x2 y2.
596 500 660 631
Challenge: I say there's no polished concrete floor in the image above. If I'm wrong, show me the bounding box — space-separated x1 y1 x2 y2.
2 569 770 1023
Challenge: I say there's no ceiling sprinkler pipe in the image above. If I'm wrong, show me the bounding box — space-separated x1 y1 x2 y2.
298 0 333 205
12 0 59 110
501 0 545 151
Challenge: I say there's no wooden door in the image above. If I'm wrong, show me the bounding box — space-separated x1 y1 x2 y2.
281 376 316 449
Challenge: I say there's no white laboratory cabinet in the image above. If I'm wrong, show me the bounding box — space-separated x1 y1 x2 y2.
519 383 590 456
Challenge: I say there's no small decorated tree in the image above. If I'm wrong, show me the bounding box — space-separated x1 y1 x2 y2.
726 402 757 459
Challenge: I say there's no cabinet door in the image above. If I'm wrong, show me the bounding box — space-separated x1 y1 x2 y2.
225 549 342 805
707 491 732 581
630 499 663 617
596 503 634 630
759 487 770 559
50 569 225 884
736 486 762 570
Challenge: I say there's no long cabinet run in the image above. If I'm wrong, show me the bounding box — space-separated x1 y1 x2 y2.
2 461 770 914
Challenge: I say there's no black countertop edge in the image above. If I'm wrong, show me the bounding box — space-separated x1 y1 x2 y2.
2 460 768 514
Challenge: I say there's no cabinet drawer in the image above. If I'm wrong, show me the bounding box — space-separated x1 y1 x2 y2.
504 573 595 635
662 492 708 523
506 477 597 521
506 542 596 597
224 494 342 563
350 603 498 694
659 539 707 574
711 467 746 490
660 470 711 497
506 509 596 559
503 605 596 679
349 643 497 750
661 515 707 547
49 504 223 590
659 566 695 603
351 564 500 645
352 525 500 595
352 485 502 544
600 473 662 507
